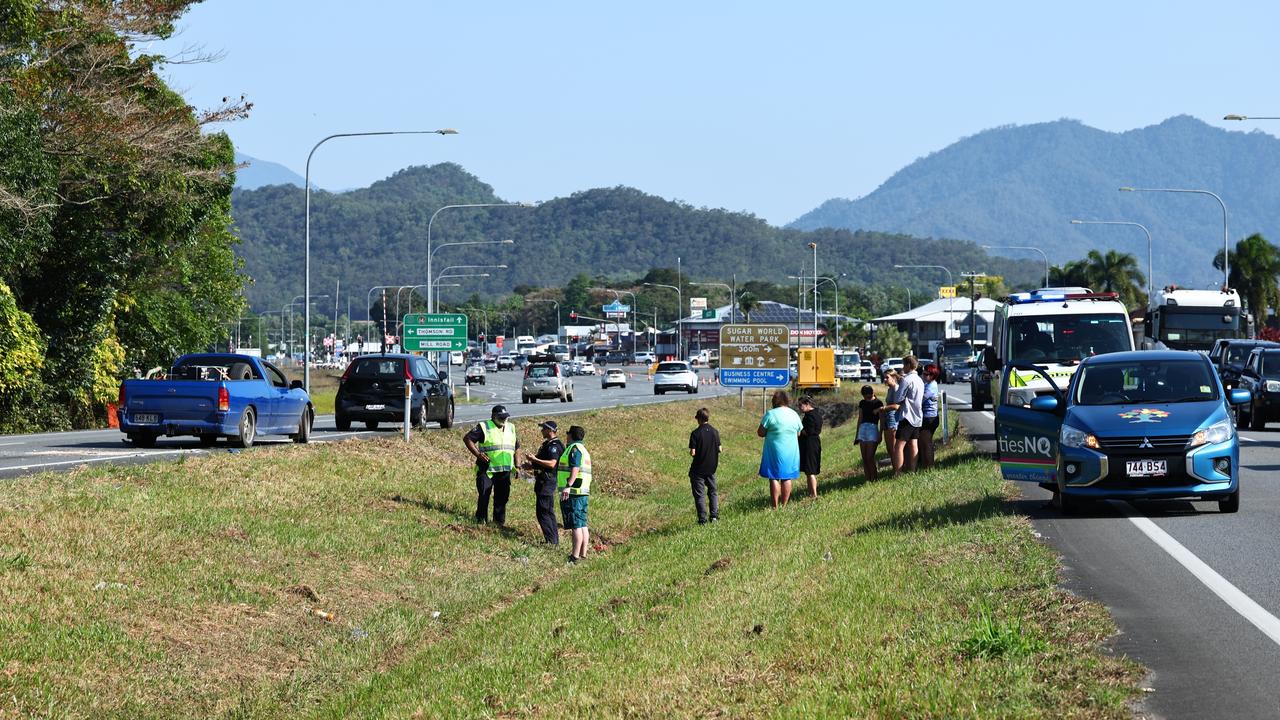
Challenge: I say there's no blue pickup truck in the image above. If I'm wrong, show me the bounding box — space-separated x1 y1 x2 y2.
118 354 313 448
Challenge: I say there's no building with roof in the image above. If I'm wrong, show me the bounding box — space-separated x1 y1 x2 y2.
873 297 1000 357
675 300 859 357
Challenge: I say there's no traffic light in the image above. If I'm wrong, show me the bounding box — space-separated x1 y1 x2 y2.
569 311 577 320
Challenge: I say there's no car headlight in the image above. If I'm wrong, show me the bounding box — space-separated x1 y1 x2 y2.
1267 380 1280 393
1190 418 1234 448
1060 423 1099 450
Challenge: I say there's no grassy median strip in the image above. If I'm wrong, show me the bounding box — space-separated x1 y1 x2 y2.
0 390 1141 718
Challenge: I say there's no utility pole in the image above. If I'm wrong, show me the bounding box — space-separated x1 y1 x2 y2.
961 272 987 350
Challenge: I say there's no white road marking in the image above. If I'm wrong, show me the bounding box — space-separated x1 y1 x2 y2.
1123 509 1280 648
1 449 196 472
982 411 995 421
1239 436 1258 443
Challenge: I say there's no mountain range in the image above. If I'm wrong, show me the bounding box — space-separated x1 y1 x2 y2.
229 164 1042 315
790 116 1280 287
233 152 305 190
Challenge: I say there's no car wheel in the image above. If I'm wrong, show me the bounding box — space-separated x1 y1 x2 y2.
365 420 380 430
655 388 662 396
560 392 568 403
292 408 312 444
692 384 698 394
530 397 537 404
199 434 219 447
439 402 454 429
335 413 351 431
1250 401 1265 430
568 393 574 402
129 433 158 448
233 408 256 448
1220 488 1240 513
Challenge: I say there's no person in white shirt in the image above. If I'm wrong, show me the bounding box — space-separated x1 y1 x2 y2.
894 356 924 472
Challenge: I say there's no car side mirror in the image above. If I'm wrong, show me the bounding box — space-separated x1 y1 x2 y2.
290 379 304 390
982 347 1001 372
1029 395 1059 413
1230 388 1252 405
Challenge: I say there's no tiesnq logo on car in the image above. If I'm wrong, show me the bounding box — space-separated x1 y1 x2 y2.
994 351 1250 514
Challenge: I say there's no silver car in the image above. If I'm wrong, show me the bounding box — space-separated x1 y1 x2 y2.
522 362 574 403
601 368 627 389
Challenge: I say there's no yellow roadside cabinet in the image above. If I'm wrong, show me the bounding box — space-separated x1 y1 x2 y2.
795 347 838 391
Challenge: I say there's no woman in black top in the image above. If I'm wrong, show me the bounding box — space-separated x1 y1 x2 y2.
797 396 823 498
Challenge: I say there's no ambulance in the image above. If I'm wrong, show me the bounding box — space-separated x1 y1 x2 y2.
971 289 1134 410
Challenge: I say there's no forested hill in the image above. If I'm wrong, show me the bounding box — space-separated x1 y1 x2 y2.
790 115 1280 287
232 163 1041 313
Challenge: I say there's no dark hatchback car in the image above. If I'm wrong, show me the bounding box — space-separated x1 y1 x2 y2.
335 354 454 430
1237 347 1280 429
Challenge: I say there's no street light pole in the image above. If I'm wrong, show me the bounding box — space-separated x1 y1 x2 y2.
643 282 681 359
526 298 561 340
979 245 1049 289
895 264 954 341
305 128 456 393
1070 220 1154 308
426 203 533 313
1119 186 1229 290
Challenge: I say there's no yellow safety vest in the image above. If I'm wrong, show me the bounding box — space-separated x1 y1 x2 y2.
479 420 517 476
556 441 592 495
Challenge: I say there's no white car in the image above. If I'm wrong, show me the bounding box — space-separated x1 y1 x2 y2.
601 368 627 389
579 361 597 376
858 361 876 381
568 359 583 375
464 363 486 385
633 351 656 364
497 355 516 370
879 358 905 377
653 361 698 395
449 351 465 366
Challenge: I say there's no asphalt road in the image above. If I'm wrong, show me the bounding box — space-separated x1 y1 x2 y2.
942 381 1280 719
0 365 733 480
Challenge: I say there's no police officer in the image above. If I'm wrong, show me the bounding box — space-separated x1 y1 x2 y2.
463 405 519 525
521 420 565 544
557 425 592 562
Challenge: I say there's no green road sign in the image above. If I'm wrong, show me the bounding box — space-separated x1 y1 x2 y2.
701 309 717 319
402 313 468 352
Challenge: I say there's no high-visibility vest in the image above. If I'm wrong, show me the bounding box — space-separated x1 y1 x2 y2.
556 442 592 495
479 420 517 475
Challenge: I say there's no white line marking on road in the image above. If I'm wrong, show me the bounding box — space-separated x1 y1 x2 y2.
1 449 196 472
1239 436 1258 443
982 411 995 421
1123 510 1280 648
0 442 22 447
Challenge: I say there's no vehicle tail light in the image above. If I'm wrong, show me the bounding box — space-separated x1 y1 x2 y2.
403 360 413 381
340 362 354 384
217 386 230 412
118 384 126 407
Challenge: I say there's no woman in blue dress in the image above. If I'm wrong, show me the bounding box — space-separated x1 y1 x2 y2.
757 389 803 508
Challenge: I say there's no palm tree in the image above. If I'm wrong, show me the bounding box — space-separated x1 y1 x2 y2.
1049 260 1090 288
737 292 759 322
1214 233 1280 320
1082 249 1145 310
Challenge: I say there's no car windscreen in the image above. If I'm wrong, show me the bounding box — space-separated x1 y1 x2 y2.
656 363 688 373
1226 345 1255 366
527 365 556 379
1263 354 1280 377
1074 359 1218 406
350 358 405 379
170 356 261 381
1009 313 1130 363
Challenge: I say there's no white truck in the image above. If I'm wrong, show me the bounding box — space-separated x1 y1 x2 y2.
834 350 862 380
973 289 1134 410
1143 287 1245 352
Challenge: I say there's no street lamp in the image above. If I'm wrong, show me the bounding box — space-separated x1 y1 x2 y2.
896 263 957 338
1070 220 1154 307
304 128 457 392
808 243 819 346
813 277 842 351
285 294 328 361
979 246 1049 289
643 282 682 359
1119 186 1229 290
426 202 534 312
525 298 561 339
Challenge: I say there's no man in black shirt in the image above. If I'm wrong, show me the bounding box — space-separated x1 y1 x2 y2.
688 407 721 524
521 420 565 544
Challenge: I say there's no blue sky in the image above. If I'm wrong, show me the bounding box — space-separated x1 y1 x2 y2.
162 0 1277 224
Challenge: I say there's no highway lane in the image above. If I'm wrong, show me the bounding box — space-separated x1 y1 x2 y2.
943 381 1280 719
0 365 733 480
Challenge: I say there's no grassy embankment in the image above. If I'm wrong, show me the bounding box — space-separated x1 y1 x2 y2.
0 389 1142 718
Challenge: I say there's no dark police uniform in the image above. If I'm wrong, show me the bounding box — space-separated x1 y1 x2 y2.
532 435 565 543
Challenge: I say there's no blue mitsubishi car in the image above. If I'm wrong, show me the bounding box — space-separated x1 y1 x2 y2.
994 350 1250 514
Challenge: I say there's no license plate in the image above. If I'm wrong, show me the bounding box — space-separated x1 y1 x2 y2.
133 413 159 424
1126 459 1167 477
365 404 385 411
